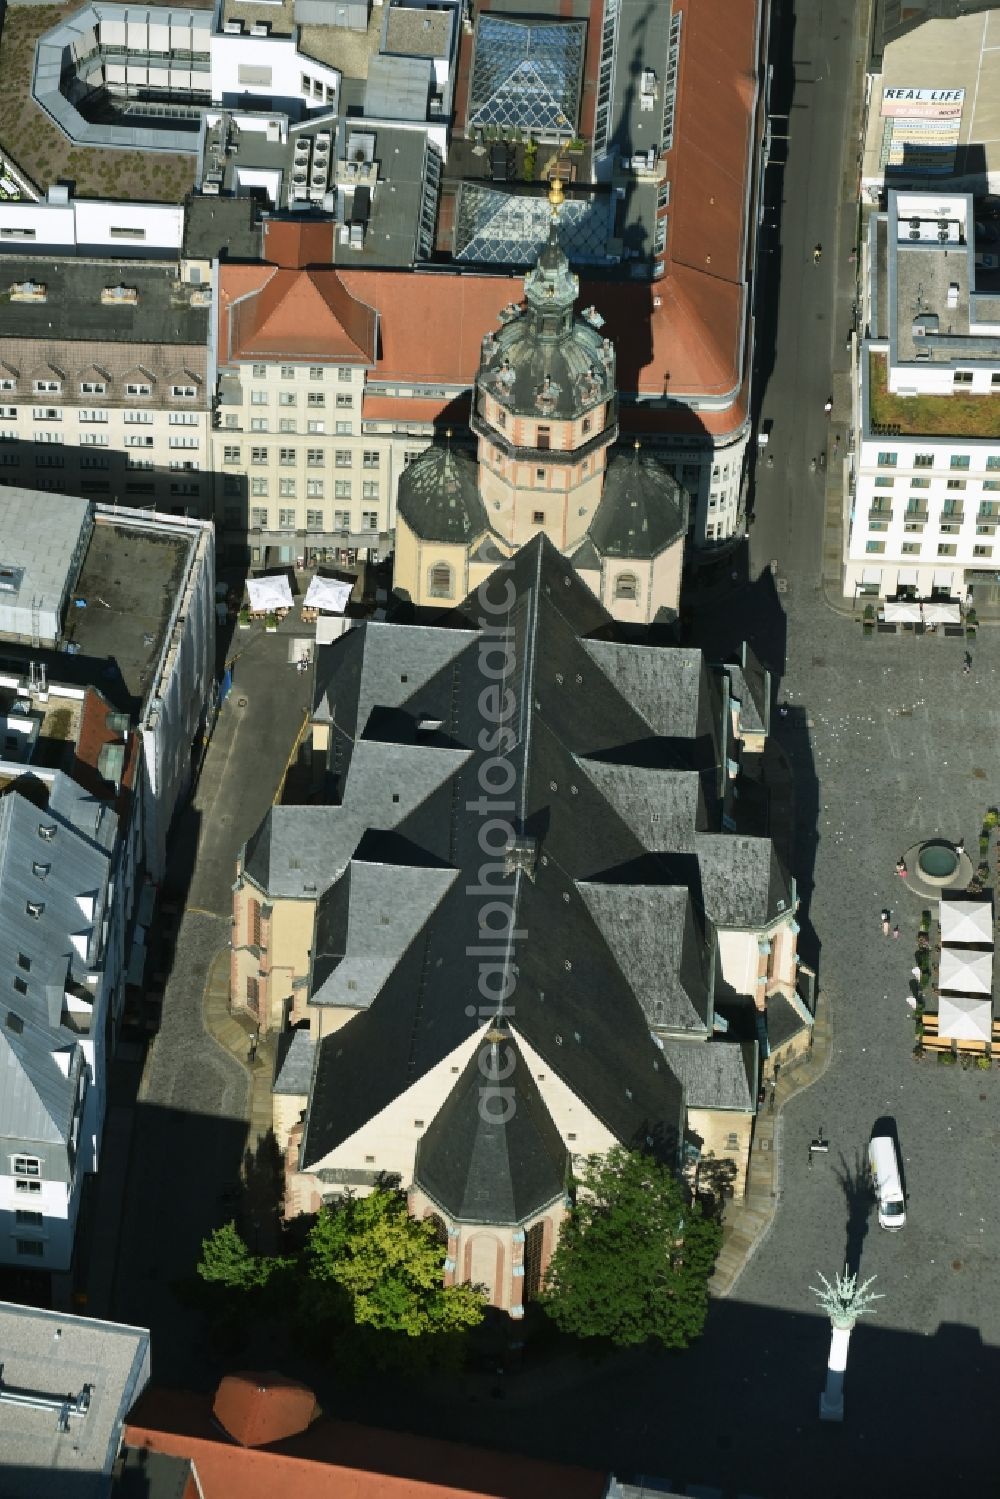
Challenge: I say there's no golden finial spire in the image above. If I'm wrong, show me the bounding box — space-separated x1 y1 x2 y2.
548 175 565 220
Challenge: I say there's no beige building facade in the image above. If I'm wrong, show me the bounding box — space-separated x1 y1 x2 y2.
0 258 211 514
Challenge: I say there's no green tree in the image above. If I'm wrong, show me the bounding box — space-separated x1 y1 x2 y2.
305 1190 485 1338
197 1220 278 1291
540 1146 722 1350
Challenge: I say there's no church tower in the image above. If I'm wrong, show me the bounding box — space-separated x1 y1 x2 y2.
393 181 689 624
471 179 617 554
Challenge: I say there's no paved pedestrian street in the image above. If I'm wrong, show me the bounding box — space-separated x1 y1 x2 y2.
738 600 1000 1348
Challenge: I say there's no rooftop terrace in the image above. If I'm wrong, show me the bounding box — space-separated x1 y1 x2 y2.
58 516 191 714
869 349 1000 438
0 2 199 203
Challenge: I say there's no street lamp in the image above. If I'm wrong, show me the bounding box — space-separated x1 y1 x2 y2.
810 1266 884 1422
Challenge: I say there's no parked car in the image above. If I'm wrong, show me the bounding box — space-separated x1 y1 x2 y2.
868 1134 906 1231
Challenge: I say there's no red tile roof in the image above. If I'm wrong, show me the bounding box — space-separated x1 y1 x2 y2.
340 271 518 385
667 0 758 290
361 394 471 424
213 1373 319 1448
263 220 337 269
126 1388 606 1499
221 265 379 365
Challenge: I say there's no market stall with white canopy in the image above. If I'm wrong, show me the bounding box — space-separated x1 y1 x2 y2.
303 575 353 614
246 575 294 613
922 600 962 624
939 945 993 995
882 600 922 622
938 992 993 1043
939 896 994 947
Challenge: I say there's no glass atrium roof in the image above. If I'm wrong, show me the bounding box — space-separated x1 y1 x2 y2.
468 16 586 135
453 184 614 266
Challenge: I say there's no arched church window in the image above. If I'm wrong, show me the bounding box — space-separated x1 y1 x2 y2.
429 562 454 599
614 573 639 601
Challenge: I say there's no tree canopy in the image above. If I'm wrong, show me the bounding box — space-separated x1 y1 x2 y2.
197 1189 484 1363
305 1190 485 1337
540 1146 722 1350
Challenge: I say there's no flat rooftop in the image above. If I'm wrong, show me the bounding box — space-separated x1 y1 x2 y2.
222 0 295 32
894 234 972 362
183 193 262 261
0 258 209 344
201 113 434 267
383 4 453 58
0 1300 149 1499
299 3 383 77
58 515 192 714
868 349 1000 438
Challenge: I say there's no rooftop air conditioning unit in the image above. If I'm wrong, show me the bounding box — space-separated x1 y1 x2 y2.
250 22 268 34
224 19 241 31
938 219 949 229
938 230 949 241
910 217 920 228
908 229 920 239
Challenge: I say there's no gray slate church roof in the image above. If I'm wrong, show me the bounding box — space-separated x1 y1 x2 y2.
287 538 791 1217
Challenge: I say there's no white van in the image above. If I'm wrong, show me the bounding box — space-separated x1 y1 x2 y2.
869 1135 906 1231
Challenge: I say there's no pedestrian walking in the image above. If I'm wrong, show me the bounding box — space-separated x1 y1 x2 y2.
956 837 965 855
882 916 890 936
893 924 900 939
963 659 971 676
896 856 908 878
911 965 922 981
905 994 917 1010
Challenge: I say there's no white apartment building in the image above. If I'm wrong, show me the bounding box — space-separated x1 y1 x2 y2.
0 257 213 516
0 773 118 1274
847 190 1000 607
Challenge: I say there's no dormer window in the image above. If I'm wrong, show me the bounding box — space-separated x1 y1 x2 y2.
26 900 44 918
33 379 60 394
38 823 56 840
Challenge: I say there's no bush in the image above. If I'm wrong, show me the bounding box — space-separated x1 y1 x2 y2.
984 808 999 830
977 1055 992 1071
919 910 932 933
938 1051 957 1066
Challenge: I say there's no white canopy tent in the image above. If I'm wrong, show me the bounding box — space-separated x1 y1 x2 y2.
883 600 922 622
247 575 294 612
304 575 353 614
938 992 993 1043
922 600 962 624
939 945 993 995
940 896 994 947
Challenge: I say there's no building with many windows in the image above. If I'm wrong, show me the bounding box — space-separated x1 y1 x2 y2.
0 771 118 1274
0 257 212 515
847 189 1000 608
